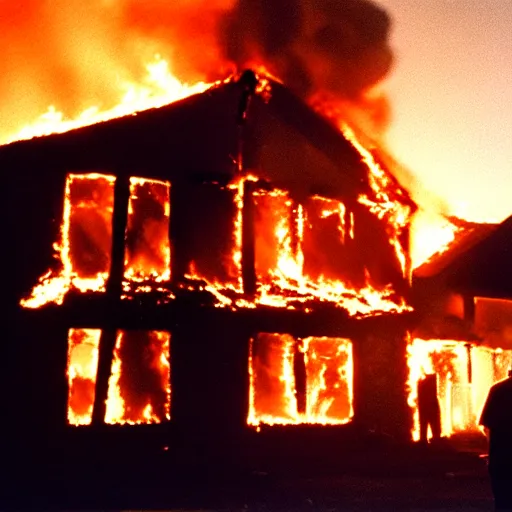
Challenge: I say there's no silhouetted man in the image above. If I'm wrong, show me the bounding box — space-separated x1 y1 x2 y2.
480 368 512 511
417 373 441 443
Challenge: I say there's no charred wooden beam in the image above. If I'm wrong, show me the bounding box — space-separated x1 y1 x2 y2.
290 199 301 265
92 174 130 425
242 180 257 296
294 341 307 415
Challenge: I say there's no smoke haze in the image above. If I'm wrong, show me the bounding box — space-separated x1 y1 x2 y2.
0 0 393 137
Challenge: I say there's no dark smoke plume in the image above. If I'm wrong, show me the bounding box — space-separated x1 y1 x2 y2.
220 0 393 115
0 0 394 140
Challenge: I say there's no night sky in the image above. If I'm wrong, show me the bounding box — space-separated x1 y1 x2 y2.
1 1 510 223
378 0 512 222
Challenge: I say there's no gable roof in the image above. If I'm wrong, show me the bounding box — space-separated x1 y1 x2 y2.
414 215 512 298
0 72 414 208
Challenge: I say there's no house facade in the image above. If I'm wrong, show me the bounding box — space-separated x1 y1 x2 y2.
2 71 417 470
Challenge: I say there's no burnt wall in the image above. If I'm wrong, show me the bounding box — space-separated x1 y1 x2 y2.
3 163 68 451
352 325 411 441
170 313 250 465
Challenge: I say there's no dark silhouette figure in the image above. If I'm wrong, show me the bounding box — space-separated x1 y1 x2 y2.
480 369 512 511
417 373 441 442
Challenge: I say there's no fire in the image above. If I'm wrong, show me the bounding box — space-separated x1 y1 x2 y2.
248 333 353 427
182 176 411 317
67 328 101 426
341 125 411 279
21 173 115 308
123 177 171 293
407 338 512 441
105 330 170 425
250 184 410 316
410 211 461 269
4 56 215 146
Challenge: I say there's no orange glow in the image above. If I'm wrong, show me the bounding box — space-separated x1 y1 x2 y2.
21 173 115 308
407 338 512 441
123 177 171 291
105 330 170 425
67 328 101 426
184 175 411 316
5 56 216 146
248 333 353 427
341 125 410 279
410 212 461 269
303 336 354 423
251 185 410 316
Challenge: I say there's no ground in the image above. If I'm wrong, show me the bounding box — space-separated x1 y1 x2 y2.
2 435 495 511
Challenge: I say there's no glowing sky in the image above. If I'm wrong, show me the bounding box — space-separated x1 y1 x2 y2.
378 0 512 222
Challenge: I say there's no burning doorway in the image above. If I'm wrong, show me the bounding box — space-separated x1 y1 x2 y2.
407 338 512 441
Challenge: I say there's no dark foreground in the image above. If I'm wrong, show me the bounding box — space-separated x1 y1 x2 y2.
2 438 494 511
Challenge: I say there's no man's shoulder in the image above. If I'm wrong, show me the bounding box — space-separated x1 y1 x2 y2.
490 377 512 393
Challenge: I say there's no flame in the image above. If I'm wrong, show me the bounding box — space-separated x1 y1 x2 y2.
251 185 410 316
21 173 115 308
67 328 101 426
123 177 171 294
410 212 461 269
105 330 170 425
341 125 411 279
182 176 410 317
248 333 353 427
5 56 216 146
407 337 512 441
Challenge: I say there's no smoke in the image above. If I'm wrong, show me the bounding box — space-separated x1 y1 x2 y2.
0 0 393 138
220 0 394 133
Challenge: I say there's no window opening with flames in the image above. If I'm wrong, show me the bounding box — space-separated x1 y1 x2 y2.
21 172 410 318
21 173 172 307
123 176 171 293
248 333 353 428
67 328 170 426
407 338 512 441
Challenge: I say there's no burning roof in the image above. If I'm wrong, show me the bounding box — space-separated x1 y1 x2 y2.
3 71 417 319
414 216 512 298
0 73 414 206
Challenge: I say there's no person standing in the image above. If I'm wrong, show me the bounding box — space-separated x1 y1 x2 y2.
417 373 441 443
480 367 512 511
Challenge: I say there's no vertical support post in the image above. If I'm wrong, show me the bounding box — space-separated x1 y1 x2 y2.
466 343 473 384
294 340 307 415
92 174 130 425
242 180 257 296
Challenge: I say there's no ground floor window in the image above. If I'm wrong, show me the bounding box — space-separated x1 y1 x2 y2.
248 333 353 427
67 329 170 426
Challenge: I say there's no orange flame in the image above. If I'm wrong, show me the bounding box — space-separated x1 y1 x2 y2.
4 56 216 146
21 173 115 308
105 330 170 425
407 337 512 441
248 333 353 427
123 177 171 296
67 328 101 426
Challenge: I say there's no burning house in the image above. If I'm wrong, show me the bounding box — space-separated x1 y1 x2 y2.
3 71 418 471
411 216 512 441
